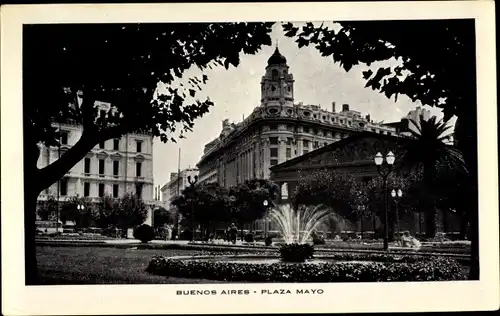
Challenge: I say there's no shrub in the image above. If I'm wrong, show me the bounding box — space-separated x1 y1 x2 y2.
178 228 193 240
312 236 326 245
133 224 155 243
244 233 254 243
279 243 314 262
146 255 466 282
265 237 273 246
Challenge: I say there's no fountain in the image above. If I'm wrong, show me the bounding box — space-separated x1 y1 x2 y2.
145 204 464 282
269 204 331 244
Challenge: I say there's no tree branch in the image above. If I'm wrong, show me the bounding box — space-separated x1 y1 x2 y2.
36 129 99 192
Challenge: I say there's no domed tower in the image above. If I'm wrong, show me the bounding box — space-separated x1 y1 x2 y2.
260 46 294 107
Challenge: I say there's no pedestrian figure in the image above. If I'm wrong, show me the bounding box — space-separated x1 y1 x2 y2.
225 227 231 243
171 226 178 241
230 223 238 244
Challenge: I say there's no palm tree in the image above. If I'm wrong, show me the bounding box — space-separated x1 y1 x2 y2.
399 114 467 238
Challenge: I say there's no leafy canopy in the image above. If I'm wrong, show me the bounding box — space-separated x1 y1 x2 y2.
282 20 475 121
172 182 233 226
24 23 274 147
291 169 360 221
229 179 280 225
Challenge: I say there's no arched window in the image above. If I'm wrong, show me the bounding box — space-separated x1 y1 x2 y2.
271 69 279 80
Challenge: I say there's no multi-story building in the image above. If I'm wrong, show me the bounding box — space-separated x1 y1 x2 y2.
36 101 155 226
160 168 199 210
197 47 398 187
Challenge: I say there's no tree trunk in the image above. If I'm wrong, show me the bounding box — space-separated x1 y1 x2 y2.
25 189 39 285
424 207 438 238
459 211 468 240
455 113 479 280
442 209 449 233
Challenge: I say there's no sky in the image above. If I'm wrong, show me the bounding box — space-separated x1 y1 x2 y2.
153 22 452 188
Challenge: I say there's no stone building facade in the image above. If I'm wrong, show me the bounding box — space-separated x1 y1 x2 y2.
269 132 463 236
36 102 155 226
160 168 199 210
197 47 397 187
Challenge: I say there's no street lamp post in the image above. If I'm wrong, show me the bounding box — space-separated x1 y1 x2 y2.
391 189 403 244
374 151 395 251
263 200 269 238
76 203 84 234
187 175 198 241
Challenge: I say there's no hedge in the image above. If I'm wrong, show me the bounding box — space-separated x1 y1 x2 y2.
147 254 466 282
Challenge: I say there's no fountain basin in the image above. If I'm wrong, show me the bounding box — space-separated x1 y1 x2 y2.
146 253 466 282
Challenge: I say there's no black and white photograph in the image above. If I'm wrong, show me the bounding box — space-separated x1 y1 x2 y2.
1 1 498 315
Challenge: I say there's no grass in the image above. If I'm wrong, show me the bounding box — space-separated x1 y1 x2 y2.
36 244 471 284
36 246 227 284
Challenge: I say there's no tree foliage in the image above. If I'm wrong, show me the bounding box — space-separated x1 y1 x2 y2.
398 115 467 237
172 182 233 229
291 169 360 221
62 196 97 228
94 195 120 229
282 20 475 121
24 22 274 194
229 178 280 226
36 195 59 221
153 207 173 228
116 193 149 229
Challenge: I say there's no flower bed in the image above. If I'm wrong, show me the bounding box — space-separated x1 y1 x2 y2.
279 243 314 262
147 253 466 282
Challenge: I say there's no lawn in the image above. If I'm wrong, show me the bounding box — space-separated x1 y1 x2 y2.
36 246 227 284
36 245 471 284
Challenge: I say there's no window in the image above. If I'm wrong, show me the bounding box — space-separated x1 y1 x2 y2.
136 183 143 198
314 141 319 148
113 160 119 176
60 131 68 145
136 162 142 177
136 140 142 153
100 109 106 118
98 183 105 197
303 149 309 155
84 182 90 197
113 184 119 198
99 141 105 149
271 69 279 80
303 127 310 133
286 148 292 158
324 142 328 147
60 178 68 196
98 159 105 175
84 158 91 174
270 159 278 166
113 139 119 150
269 124 278 131
286 137 294 146
270 148 278 157
303 139 309 148
269 137 279 145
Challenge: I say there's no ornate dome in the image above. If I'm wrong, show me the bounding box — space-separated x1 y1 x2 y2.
267 47 287 65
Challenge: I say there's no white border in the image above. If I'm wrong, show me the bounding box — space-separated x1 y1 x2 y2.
1 1 498 315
